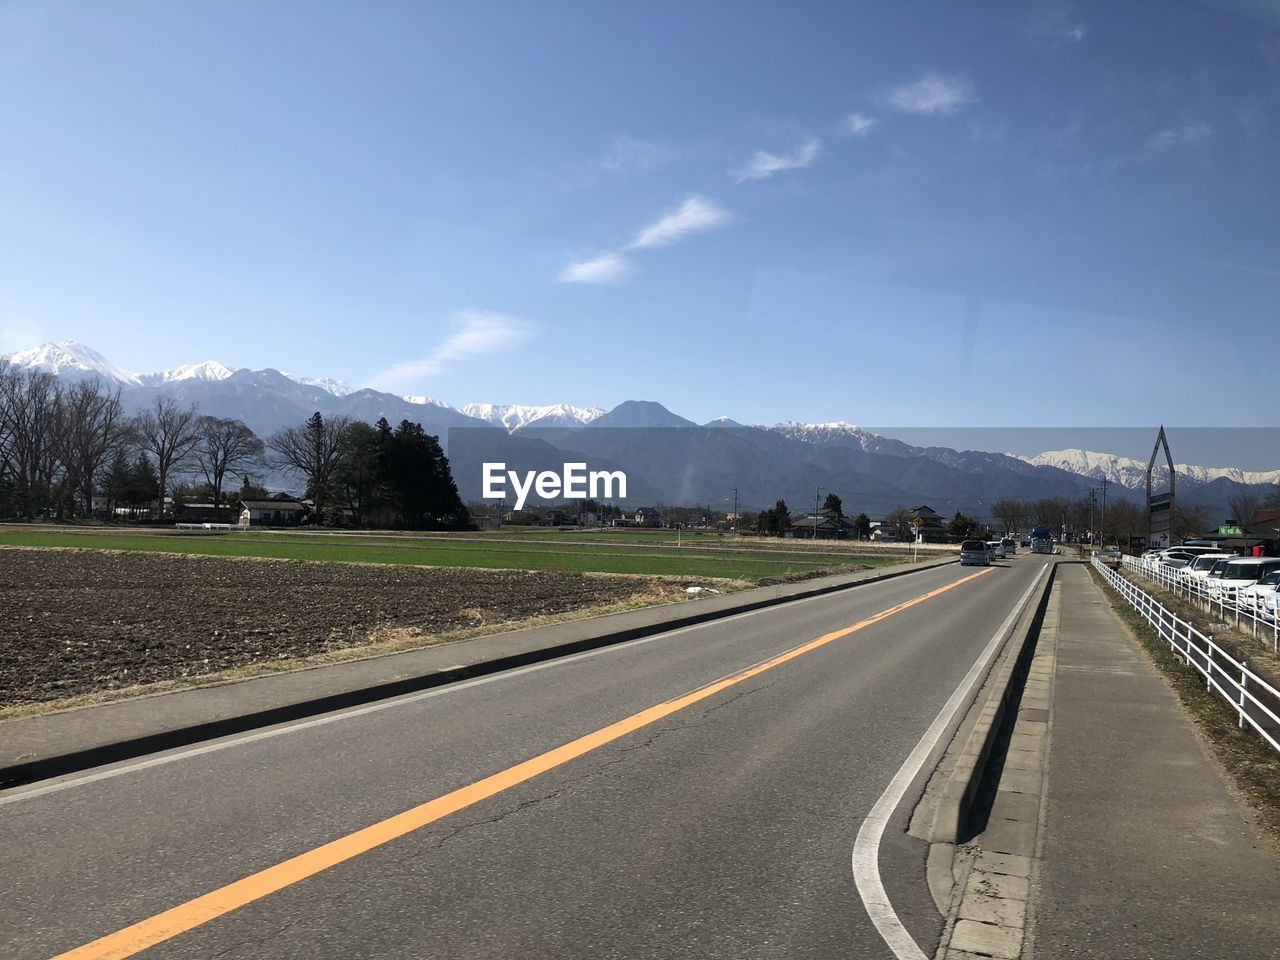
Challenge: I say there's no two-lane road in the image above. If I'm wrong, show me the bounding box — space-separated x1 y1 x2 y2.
3 553 1047 960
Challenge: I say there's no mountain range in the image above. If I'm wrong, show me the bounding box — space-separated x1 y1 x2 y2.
4 341 1276 517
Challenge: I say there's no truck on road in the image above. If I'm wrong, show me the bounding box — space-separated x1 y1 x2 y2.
1030 525 1054 554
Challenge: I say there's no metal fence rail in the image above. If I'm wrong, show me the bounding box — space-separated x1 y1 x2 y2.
1091 556 1280 755
1122 555 1280 651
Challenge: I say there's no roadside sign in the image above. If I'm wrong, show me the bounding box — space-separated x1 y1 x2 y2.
1218 524 1244 536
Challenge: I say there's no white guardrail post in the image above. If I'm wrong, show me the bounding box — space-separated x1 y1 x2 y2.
1093 556 1280 756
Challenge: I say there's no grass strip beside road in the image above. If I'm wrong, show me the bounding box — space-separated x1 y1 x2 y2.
1088 566 1280 843
0 529 876 580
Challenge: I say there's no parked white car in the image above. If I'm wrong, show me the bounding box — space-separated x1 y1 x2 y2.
1207 557 1280 602
1239 570 1280 621
1159 545 1222 569
1182 552 1235 583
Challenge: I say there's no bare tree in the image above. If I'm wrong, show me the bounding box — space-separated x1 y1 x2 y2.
268 412 351 520
1171 503 1210 542
131 397 202 519
991 499 1025 534
53 378 127 517
1226 489 1262 527
0 367 60 518
193 417 264 511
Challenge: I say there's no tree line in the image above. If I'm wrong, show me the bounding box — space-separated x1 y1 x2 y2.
987 495 1222 546
0 361 468 528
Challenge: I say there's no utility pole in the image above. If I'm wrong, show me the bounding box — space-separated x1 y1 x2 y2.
732 488 739 537
814 487 821 540
1088 490 1096 545
1100 477 1109 549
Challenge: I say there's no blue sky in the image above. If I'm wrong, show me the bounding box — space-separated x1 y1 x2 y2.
2 0 1278 431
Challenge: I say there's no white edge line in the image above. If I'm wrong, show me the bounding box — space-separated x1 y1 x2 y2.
851 562 1049 960
3 562 962 806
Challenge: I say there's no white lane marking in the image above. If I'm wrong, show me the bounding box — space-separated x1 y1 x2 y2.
851 563 1049 960
2 562 965 805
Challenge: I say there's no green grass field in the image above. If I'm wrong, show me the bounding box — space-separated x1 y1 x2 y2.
0 527 901 580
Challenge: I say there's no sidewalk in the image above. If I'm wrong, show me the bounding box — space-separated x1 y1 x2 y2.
1029 563 1280 958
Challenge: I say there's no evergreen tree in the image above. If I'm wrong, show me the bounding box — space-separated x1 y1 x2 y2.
852 512 872 540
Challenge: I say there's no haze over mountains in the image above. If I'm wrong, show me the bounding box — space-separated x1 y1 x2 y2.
5 341 1276 516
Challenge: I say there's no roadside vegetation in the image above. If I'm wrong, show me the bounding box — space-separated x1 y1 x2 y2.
1089 567 1280 843
0 528 890 579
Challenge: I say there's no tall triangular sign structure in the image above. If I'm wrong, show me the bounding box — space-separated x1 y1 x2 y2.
1146 425 1176 548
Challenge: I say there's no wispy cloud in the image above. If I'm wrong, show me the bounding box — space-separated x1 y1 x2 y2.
842 113 877 137
1145 122 1213 150
627 194 731 249
368 310 535 389
599 135 672 173
1027 5 1088 46
559 252 630 285
733 136 821 182
557 194 731 285
1058 23 1087 43
882 72 976 116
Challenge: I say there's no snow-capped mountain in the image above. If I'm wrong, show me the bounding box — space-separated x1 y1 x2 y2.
5 340 143 386
139 360 234 385
1021 448 1280 490
461 403 604 432
403 395 452 407
288 376 352 398
773 421 880 449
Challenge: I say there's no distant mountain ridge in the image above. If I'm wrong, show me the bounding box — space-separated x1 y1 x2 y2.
462 403 605 432
1020 448 1280 491
5 340 1276 515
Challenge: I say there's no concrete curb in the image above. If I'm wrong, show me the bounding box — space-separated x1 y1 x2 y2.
930 562 1057 844
1 554 956 791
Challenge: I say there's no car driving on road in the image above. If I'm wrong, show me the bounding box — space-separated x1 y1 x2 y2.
960 539 990 566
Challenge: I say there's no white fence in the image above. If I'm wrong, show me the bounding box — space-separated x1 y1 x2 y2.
1122 555 1280 651
1092 556 1280 754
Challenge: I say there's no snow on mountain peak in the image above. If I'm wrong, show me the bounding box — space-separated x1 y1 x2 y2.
1022 448 1280 489
461 403 604 432
287 376 352 397
403 395 451 407
143 360 235 385
5 340 142 385
773 421 869 440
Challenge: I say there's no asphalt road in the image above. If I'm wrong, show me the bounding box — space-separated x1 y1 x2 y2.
3 553 1047 960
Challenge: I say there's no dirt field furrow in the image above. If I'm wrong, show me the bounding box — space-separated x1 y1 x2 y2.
0 547 675 707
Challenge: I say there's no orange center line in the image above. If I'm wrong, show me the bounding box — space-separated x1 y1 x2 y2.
52 566 994 960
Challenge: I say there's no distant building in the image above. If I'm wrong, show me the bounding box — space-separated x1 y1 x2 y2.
631 507 662 527
176 502 224 523
909 505 948 543
786 510 856 540
238 495 307 526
